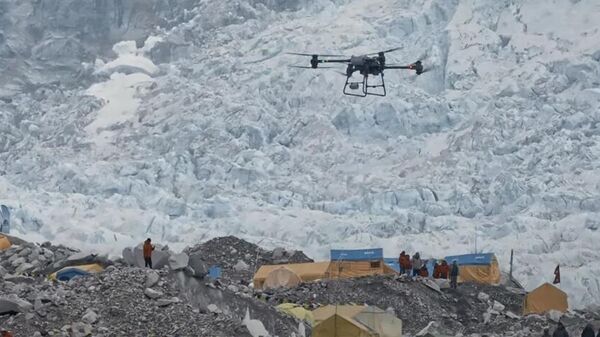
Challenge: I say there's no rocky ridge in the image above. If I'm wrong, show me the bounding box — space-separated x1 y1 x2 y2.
1 235 599 337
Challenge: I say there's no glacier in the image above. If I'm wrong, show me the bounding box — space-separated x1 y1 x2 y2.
1 0 600 309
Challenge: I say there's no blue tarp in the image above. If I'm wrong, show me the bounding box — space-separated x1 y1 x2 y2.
56 268 91 281
444 253 495 266
330 248 383 261
208 266 222 280
384 258 400 272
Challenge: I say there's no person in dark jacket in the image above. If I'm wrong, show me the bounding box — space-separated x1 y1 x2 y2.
411 253 423 277
553 322 569 337
143 238 155 269
450 260 459 288
581 324 594 337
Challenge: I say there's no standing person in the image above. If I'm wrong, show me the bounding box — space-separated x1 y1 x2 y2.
143 238 155 269
411 253 423 277
450 260 459 288
552 322 569 337
433 261 441 278
438 260 450 279
399 251 411 275
581 324 594 337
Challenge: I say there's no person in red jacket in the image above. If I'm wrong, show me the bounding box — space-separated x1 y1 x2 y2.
143 238 155 269
399 251 411 275
433 261 441 278
419 265 429 277
437 260 450 279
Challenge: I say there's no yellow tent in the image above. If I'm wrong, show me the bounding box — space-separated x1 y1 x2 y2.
328 260 397 279
0 235 11 250
312 305 402 337
263 267 302 289
445 253 501 285
49 263 105 281
276 303 315 325
254 262 332 289
523 283 568 315
254 260 397 290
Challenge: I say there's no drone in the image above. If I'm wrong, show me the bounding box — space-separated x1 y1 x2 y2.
288 47 426 97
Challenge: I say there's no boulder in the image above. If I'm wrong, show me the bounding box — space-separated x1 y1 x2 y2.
0 295 33 314
416 321 452 337
233 260 250 272
483 311 492 324
188 253 208 278
492 301 505 312
3 275 35 284
506 311 520 319
18 247 32 257
168 253 189 271
145 271 160 288
422 278 442 293
10 256 26 267
477 292 490 302
272 247 286 260
433 278 450 289
207 303 222 314
157 297 180 307
15 262 34 275
547 310 563 322
144 288 163 299
46 251 111 274
71 322 93 337
82 310 99 324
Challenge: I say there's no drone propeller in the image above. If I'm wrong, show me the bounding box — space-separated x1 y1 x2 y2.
286 52 346 57
289 65 336 69
367 47 403 56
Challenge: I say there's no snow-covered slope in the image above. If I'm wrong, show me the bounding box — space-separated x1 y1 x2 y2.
1 0 600 309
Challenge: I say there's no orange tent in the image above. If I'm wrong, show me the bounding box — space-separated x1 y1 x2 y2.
523 283 568 315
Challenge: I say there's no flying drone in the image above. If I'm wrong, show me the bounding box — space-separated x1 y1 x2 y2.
288 47 426 97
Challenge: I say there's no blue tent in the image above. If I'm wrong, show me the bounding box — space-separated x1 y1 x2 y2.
444 253 495 266
55 268 91 281
330 248 383 261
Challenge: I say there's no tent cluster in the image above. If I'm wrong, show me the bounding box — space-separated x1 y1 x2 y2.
254 249 395 290
255 248 570 318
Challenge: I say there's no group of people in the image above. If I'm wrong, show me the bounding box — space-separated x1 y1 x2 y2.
398 251 460 288
544 322 600 337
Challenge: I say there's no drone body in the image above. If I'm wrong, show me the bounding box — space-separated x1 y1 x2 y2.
289 48 425 97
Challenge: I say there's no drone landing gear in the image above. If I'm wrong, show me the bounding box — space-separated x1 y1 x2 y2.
343 73 386 97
